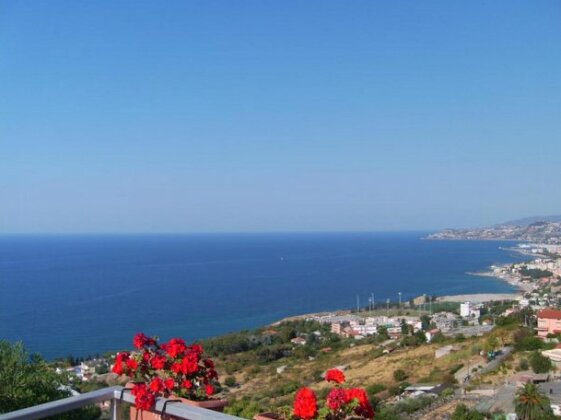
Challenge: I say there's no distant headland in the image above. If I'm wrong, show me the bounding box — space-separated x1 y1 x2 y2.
426 215 561 244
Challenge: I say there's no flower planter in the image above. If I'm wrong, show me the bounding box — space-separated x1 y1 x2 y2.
115 334 225 420
253 412 281 420
130 397 228 420
130 406 162 420
161 397 228 419
179 397 228 412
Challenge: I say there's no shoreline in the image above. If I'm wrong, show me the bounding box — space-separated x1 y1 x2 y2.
437 244 536 302
275 244 533 323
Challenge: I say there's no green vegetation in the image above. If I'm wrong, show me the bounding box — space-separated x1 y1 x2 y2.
519 268 554 279
518 359 529 371
451 404 486 420
514 383 553 420
225 396 262 419
203 320 337 360
224 376 237 387
513 328 545 351
0 341 101 419
366 383 386 395
529 351 552 374
392 369 408 382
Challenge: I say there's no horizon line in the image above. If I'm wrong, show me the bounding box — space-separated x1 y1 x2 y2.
0 229 436 236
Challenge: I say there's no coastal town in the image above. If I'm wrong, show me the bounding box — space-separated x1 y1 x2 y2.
426 218 561 244
37 241 561 419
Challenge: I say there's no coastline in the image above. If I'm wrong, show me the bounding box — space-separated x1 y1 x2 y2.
440 244 535 302
276 243 534 324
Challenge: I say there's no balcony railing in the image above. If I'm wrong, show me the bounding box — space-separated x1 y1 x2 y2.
0 386 243 420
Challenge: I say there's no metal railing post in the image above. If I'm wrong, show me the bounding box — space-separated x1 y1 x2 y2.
110 398 123 420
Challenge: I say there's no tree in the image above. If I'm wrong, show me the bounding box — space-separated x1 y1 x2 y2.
420 315 431 331
413 330 427 344
529 352 552 374
377 325 389 340
400 320 409 336
0 341 100 419
451 404 485 420
514 328 544 351
514 383 554 420
484 336 499 355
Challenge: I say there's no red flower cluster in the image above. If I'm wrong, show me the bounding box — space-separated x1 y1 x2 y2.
293 387 318 420
133 333 156 349
293 368 374 419
111 333 220 411
131 383 156 411
112 352 131 376
325 368 346 384
346 388 374 418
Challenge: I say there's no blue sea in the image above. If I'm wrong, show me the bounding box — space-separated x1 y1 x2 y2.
0 232 528 360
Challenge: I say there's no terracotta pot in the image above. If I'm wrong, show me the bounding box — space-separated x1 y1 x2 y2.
171 396 228 412
253 412 281 420
125 382 161 420
161 397 228 419
130 406 162 420
130 398 228 420
125 382 227 419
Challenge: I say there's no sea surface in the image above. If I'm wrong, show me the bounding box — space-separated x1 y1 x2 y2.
0 232 528 360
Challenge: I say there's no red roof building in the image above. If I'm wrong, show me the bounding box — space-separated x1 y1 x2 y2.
537 309 561 339
538 309 561 320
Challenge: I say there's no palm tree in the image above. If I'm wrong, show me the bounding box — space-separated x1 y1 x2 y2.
514 382 554 420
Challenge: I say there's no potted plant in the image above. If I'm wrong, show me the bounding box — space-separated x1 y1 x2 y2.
254 368 375 420
112 333 226 419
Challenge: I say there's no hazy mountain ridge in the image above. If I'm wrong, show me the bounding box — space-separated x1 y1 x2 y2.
427 217 561 244
496 215 561 227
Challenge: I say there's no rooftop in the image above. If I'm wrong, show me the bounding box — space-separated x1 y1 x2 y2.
538 309 561 320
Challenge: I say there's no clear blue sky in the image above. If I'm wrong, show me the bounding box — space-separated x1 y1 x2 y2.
1 1 560 233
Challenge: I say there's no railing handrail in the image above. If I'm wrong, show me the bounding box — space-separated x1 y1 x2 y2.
0 386 243 420
0 386 120 420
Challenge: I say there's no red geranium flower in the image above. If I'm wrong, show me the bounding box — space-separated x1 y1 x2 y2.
326 388 348 411
149 377 164 393
206 369 218 380
164 378 175 391
181 357 199 375
346 388 374 419
150 355 167 370
293 387 318 420
112 359 124 375
133 333 152 349
126 358 139 371
131 384 156 411
166 338 187 358
115 333 219 406
325 368 345 384
112 353 129 375
136 392 155 411
191 344 204 355
171 362 183 374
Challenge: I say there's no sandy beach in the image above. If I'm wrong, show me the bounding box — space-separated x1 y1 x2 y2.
436 293 520 303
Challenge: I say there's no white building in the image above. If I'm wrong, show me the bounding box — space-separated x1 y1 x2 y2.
460 302 481 319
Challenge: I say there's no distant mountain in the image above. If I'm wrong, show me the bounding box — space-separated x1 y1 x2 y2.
496 215 561 227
